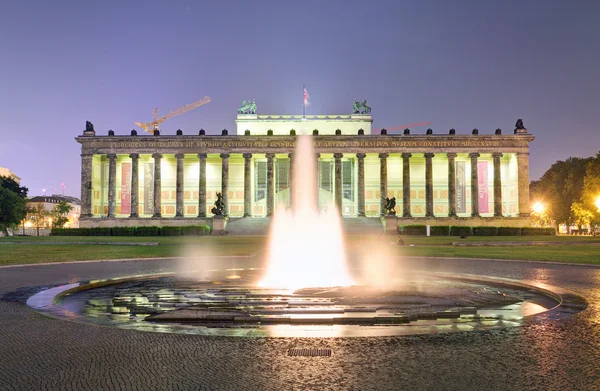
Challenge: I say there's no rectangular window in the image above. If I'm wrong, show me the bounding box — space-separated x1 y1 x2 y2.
276 160 290 192
255 161 267 202
342 160 354 201
319 161 332 192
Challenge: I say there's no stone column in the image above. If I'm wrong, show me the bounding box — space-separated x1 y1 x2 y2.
80 154 93 218
175 153 185 218
220 153 230 217
129 153 139 218
243 153 252 217
288 153 294 209
334 153 343 213
197 153 207 218
402 153 412 218
379 153 388 216
469 152 480 217
315 153 320 208
447 153 457 217
356 153 366 216
517 152 530 217
425 153 435 217
493 153 503 217
107 153 117 218
266 153 275 216
152 153 162 218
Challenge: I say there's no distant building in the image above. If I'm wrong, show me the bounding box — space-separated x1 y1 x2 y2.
27 195 81 228
0 167 21 184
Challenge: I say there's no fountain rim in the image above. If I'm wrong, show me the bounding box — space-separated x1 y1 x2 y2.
26 269 587 338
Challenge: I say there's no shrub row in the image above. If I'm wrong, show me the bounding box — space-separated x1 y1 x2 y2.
397 225 555 236
51 225 211 237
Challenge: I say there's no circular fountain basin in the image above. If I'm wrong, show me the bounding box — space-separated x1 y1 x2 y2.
27 268 587 338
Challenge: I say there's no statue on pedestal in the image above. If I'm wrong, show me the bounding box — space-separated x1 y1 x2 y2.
85 121 95 132
352 99 371 114
384 197 397 215
238 100 257 114
211 193 225 216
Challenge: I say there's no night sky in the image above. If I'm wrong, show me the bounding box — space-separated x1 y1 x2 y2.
1 0 599 197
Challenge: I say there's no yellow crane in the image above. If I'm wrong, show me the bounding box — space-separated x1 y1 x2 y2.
135 96 212 133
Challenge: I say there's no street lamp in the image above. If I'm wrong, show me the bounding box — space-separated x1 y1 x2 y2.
532 202 545 214
595 196 600 212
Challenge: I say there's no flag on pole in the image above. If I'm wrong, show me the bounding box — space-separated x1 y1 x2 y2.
303 86 309 106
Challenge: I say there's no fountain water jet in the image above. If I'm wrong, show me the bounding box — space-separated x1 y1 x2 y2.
258 135 354 290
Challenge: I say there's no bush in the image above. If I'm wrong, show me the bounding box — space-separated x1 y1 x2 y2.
112 227 136 236
88 227 111 236
181 225 211 236
51 227 87 236
430 226 450 236
136 226 160 236
497 227 522 236
160 226 183 236
398 225 427 235
522 227 555 236
474 226 498 236
449 226 472 236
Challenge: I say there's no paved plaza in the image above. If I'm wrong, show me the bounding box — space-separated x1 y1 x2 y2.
1 257 600 390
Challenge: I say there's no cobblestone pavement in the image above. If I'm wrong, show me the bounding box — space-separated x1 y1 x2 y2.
1 257 600 390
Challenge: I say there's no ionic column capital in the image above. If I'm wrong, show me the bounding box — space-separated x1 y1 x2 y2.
129 153 139 159
266 153 275 159
424 153 435 159
175 153 185 160
243 153 253 159
334 153 343 159
107 153 117 160
446 152 457 159
152 153 163 159
220 153 230 159
197 153 207 159
356 153 366 159
492 152 504 159
401 153 412 159
379 153 389 159
469 152 480 159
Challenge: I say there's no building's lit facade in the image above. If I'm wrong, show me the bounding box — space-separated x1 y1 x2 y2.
77 113 534 228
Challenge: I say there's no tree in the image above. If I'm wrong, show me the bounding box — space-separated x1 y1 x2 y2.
51 201 72 228
27 204 48 236
0 176 28 235
0 187 27 235
577 152 600 227
530 157 592 228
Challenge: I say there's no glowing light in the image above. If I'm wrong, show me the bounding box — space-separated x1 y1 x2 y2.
595 197 600 212
258 135 354 290
532 202 545 214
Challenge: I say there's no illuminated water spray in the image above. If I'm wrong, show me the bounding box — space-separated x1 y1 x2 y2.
258 135 354 290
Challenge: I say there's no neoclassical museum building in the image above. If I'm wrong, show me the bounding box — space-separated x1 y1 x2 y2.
76 110 534 229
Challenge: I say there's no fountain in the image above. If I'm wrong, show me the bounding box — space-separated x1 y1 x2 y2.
259 135 354 290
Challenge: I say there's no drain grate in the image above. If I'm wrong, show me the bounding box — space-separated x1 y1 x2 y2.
287 348 332 357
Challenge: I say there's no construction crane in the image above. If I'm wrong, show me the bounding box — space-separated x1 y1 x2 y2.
373 121 431 133
135 96 212 133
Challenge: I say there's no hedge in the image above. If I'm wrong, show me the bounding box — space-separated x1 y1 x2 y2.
398 225 555 237
51 225 211 237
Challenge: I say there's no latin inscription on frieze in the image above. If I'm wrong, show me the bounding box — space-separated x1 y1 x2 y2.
101 139 504 149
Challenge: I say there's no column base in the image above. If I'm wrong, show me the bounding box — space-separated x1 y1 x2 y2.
129 214 139 219
152 214 162 218
175 214 184 219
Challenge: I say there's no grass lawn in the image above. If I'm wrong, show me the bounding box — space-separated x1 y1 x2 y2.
0 235 599 266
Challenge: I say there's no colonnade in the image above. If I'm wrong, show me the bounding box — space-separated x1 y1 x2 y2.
80 151 530 219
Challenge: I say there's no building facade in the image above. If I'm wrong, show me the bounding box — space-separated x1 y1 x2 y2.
0 167 21 184
77 113 534 228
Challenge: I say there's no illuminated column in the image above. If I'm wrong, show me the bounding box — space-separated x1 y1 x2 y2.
266 153 275 216
129 153 139 218
493 152 503 217
80 153 93 218
288 153 294 209
356 153 366 216
315 153 320 207
334 153 343 214
447 153 457 217
379 153 388 216
469 152 480 217
221 153 230 217
425 153 435 217
243 153 252 217
175 153 184 218
152 153 162 218
402 153 412 218
107 153 117 218
517 152 530 217
197 153 207 218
